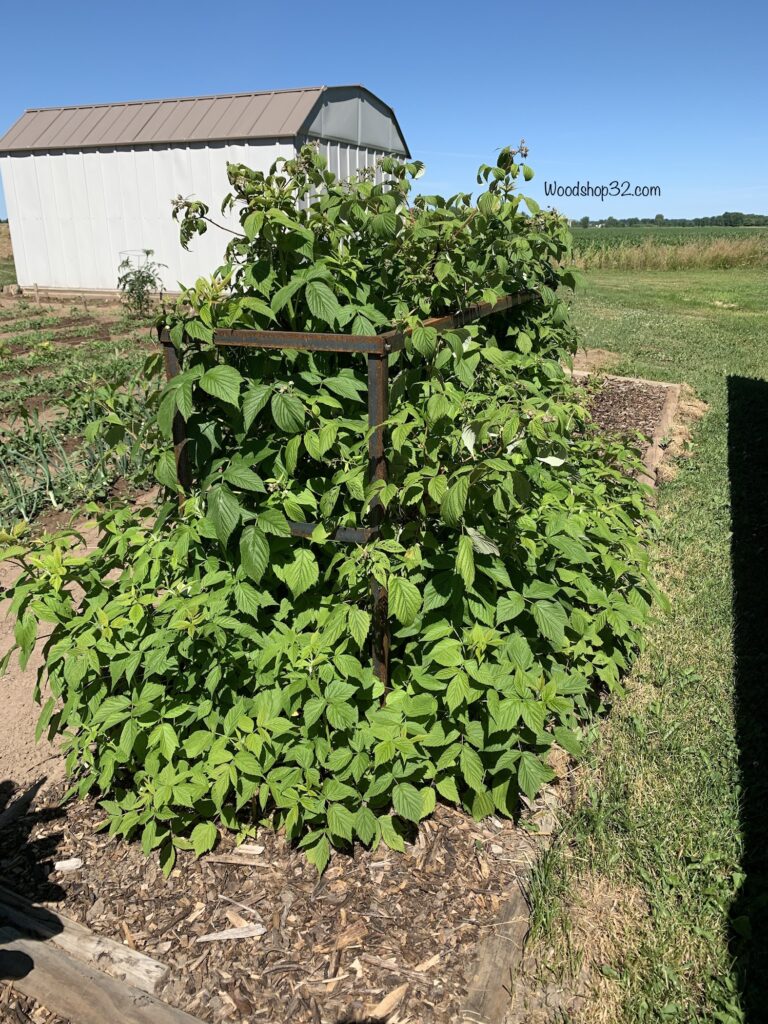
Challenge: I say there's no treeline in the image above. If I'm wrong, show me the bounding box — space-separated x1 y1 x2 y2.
572 212 768 228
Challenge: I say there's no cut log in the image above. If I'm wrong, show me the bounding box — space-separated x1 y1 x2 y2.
0 884 168 994
0 926 204 1024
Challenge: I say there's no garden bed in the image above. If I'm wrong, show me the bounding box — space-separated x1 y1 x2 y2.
0 778 561 1024
575 370 681 485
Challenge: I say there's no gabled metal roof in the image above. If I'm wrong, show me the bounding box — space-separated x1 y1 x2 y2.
0 85 409 156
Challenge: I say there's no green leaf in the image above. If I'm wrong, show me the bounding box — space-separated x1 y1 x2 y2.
518 751 555 800
355 806 379 845
285 548 319 597
456 535 475 589
328 803 354 841
471 788 495 821
466 527 500 556
271 392 305 433
305 834 331 873
554 726 583 758
160 841 176 877
459 746 485 791
446 672 470 711
326 702 357 730
240 526 269 583
242 384 272 430
441 475 469 526
393 782 425 822
151 722 178 760
497 593 525 624
305 280 341 327
370 210 397 237
223 463 265 492
191 821 218 857
199 365 243 407
412 325 437 357
389 576 421 625
430 638 463 668
93 696 132 728
234 581 263 618
324 375 366 402
258 508 292 537
207 485 241 546
532 601 569 647
348 606 371 648
436 775 460 803
436 774 460 806
379 815 405 852
155 450 178 490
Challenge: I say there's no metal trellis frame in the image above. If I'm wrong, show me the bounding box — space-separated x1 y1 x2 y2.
158 290 534 686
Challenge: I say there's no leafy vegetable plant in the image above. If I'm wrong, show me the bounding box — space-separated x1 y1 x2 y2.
2 145 657 873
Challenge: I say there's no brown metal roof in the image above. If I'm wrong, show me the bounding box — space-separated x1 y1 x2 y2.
0 85 406 154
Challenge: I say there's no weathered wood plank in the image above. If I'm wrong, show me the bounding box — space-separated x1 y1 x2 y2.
0 884 168 994
461 890 531 1024
0 926 204 1024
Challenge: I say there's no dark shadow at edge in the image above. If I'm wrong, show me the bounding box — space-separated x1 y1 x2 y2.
727 375 768 1018
0 777 66 983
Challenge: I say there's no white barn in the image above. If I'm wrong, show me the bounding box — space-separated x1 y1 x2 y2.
0 85 409 293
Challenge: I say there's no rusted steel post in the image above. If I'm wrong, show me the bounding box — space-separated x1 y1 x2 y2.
159 329 192 493
367 352 390 688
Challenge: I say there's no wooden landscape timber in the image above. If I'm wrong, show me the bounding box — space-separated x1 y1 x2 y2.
0 924 205 1024
0 883 168 994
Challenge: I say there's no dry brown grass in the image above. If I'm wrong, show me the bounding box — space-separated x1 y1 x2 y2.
574 234 768 271
504 869 653 1024
0 223 12 261
656 383 709 483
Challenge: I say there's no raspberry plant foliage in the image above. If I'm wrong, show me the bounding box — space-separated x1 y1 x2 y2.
2 145 657 874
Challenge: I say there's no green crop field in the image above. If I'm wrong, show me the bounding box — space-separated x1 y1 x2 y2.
570 226 768 271
571 225 768 251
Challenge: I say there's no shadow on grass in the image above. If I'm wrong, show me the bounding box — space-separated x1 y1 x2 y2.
728 375 768 1018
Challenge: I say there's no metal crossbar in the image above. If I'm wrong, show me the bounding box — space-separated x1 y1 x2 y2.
158 290 534 684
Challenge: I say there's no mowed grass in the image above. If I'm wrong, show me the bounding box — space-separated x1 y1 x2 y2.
526 269 768 1023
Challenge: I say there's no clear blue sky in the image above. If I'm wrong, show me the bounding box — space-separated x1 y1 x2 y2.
1 0 765 221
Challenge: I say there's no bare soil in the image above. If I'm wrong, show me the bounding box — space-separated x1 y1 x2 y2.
572 347 621 374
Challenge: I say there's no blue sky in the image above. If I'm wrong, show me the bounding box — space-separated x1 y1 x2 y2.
0 0 765 221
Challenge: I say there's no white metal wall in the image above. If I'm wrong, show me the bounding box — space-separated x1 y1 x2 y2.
0 140 295 292
1 139 393 293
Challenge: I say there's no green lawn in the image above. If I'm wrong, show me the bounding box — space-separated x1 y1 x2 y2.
0 259 16 287
528 269 768 1023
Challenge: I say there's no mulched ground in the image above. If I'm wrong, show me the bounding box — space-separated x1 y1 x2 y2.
0 781 559 1024
581 374 671 443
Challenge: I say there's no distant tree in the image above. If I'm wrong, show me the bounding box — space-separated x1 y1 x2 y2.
654 213 665 225
579 216 590 229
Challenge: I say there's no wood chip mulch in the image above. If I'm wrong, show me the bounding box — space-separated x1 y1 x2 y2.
0 782 560 1023
585 375 671 442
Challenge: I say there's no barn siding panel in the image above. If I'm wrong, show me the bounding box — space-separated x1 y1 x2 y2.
1 138 393 291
